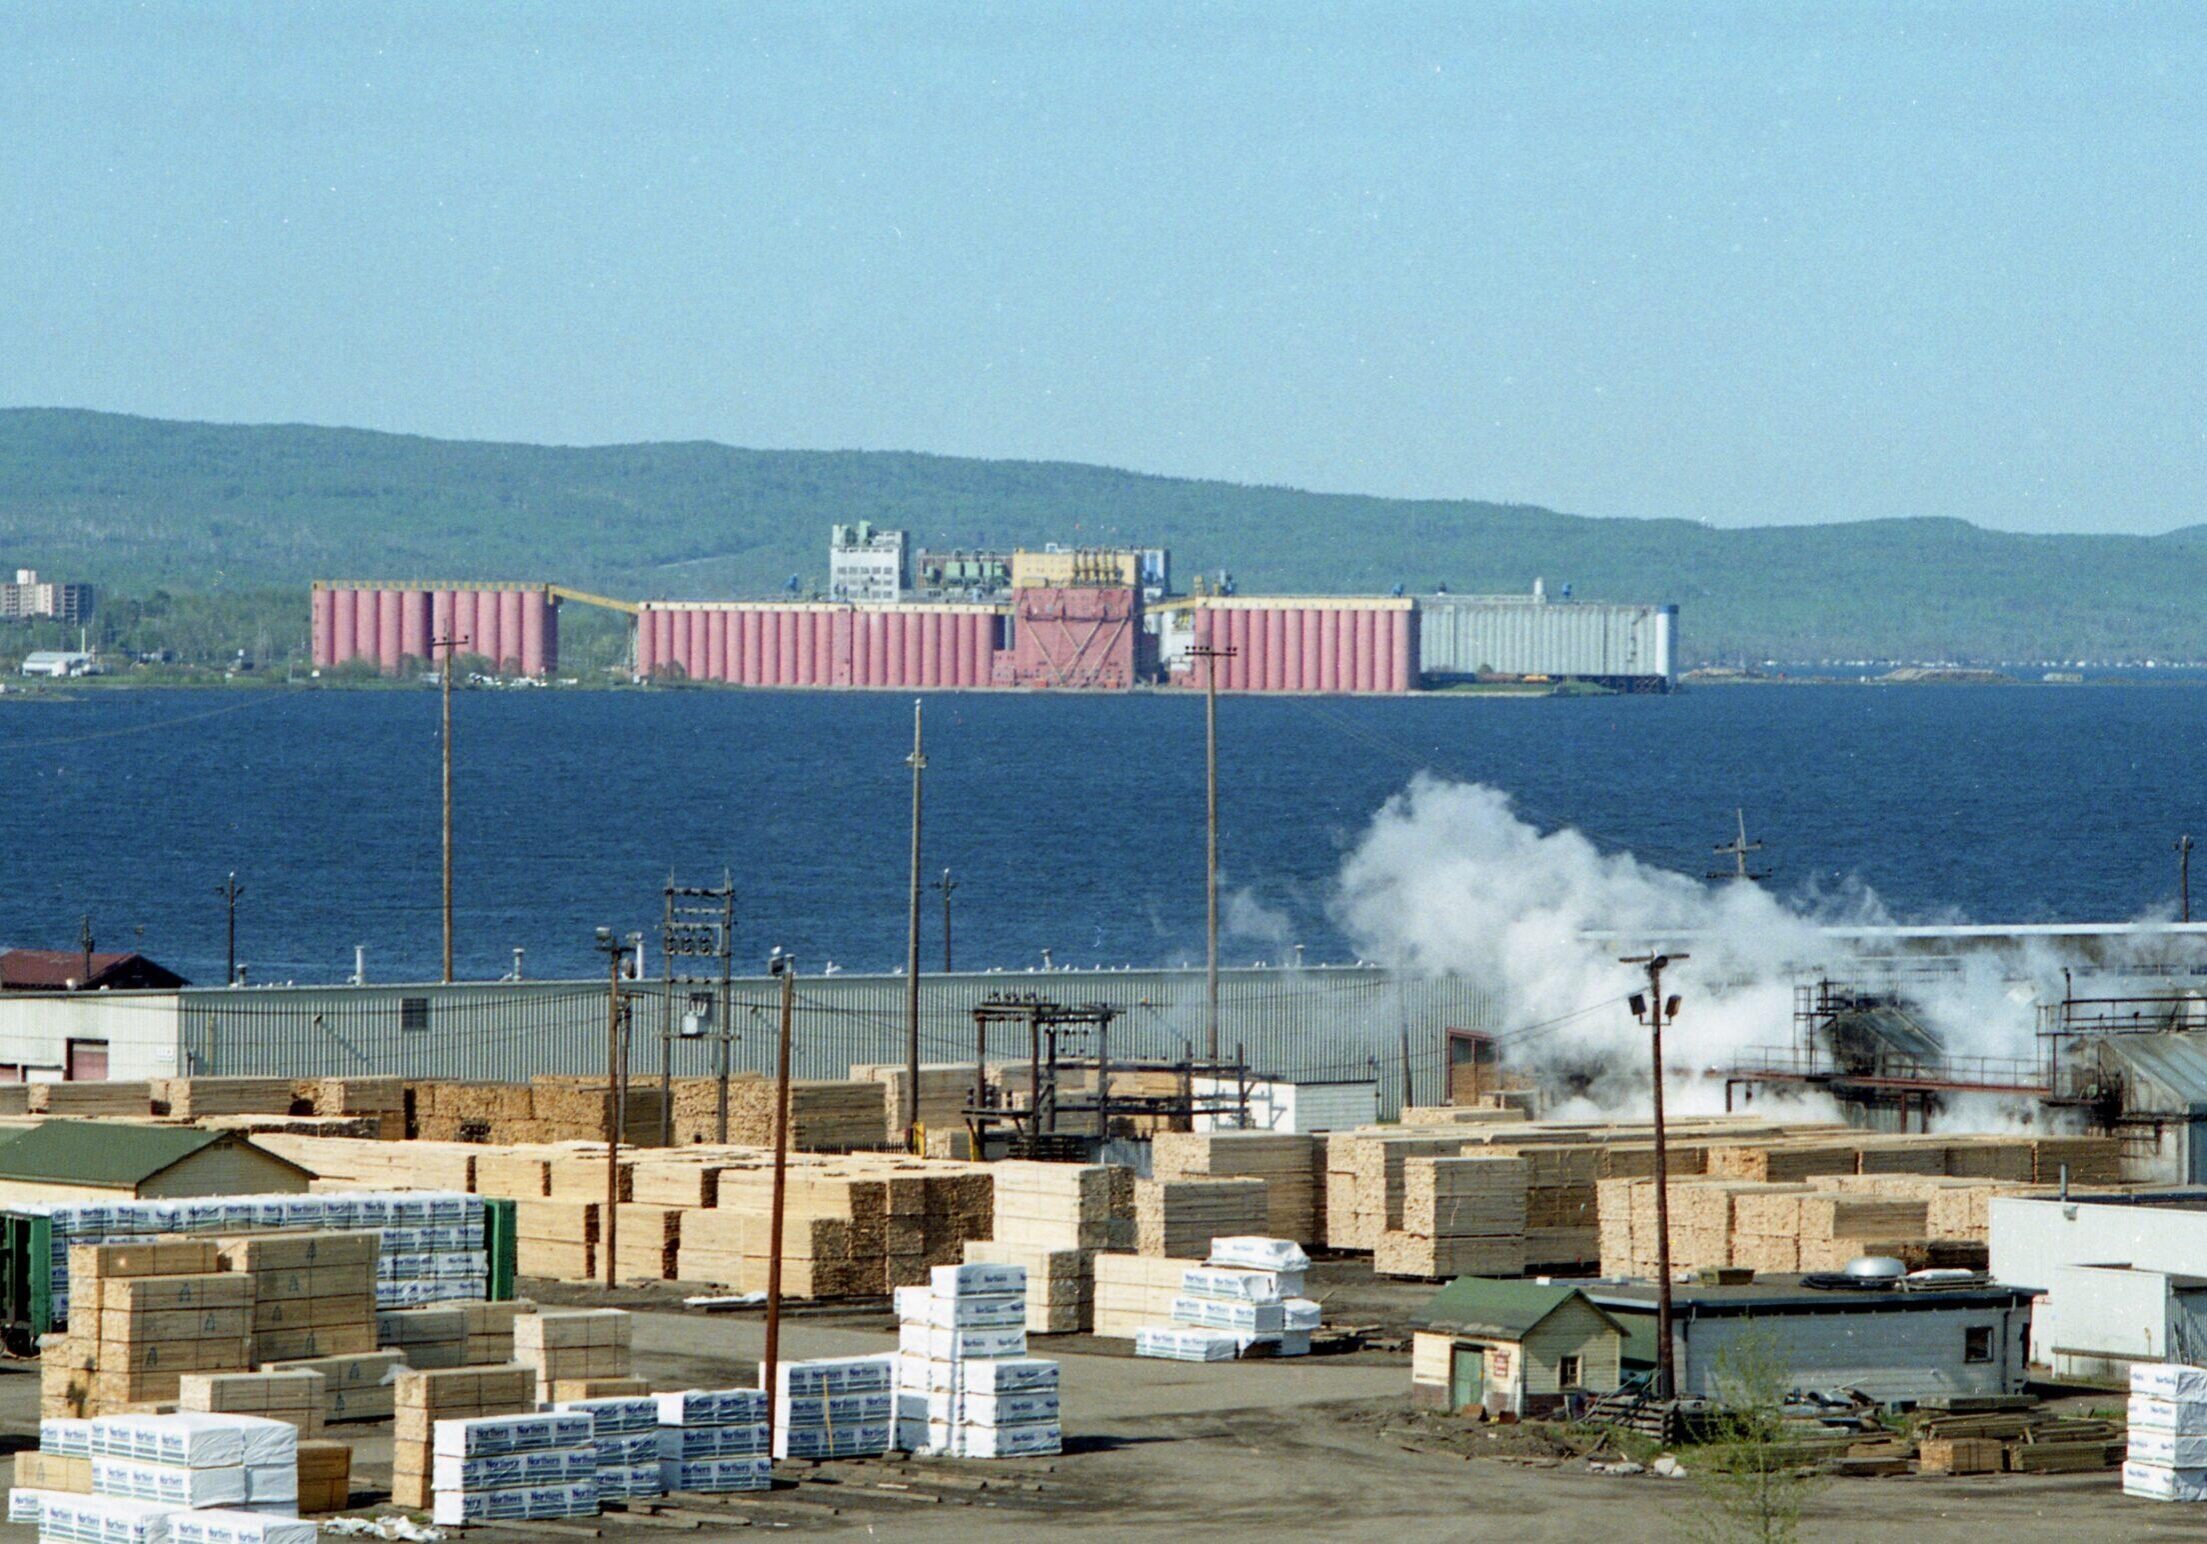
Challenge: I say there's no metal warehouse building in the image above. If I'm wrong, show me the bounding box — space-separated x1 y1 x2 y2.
0 965 1492 1121
1416 586 1677 691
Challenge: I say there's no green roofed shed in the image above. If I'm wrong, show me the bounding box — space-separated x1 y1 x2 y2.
1409 1277 1625 1417
0 1120 311 1202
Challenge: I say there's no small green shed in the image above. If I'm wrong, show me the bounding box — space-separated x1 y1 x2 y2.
0 1122 312 1205
1410 1277 1625 1417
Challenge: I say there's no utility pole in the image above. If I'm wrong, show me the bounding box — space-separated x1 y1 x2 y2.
433 630 467 983
903 700 926 1150
1623 951 1688 1401
1707 809 1770 882
933 868 959 974
2181 835 2195 924
217 873 243 986
78 915 94 989
1188 642 1235 1061
764 948 797 1451
595 927 626 1290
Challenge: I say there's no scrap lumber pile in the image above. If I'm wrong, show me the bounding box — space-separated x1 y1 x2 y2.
1135 1177 1268 1258
1152 1131 1318 1244
1093 1253 1200 1339
1910 1404 2124 1475
1377 1153 1529 1279
149 1078 297 1118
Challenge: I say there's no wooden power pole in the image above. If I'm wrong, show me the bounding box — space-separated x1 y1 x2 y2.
1623 951 1688 1400
934 868 958 974
764 949 797 1449
1188 641 1235 1061
2181 835 2195 924
595 928 626 1290
903 700 926 1150
218 873 243 986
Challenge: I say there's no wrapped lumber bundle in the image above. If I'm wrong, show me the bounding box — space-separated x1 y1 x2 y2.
429 1410 599 1527
1152 1131 1318 1243
770 1355 896 1460
990 1161 1132 1251
1135 1177 1267 1258
1377 1154 1528 1279
390 1363 545 1507
728 1079 890 1151
2126 1362 2207 1501
151 1078 298 1117
895 1263 1061 1458
1141 1238 1321 1359
28 1082 153 1116
963 1241 1093 1333
550 1394 663 1501
1093 1253 1199 1338
647 1388 772 1494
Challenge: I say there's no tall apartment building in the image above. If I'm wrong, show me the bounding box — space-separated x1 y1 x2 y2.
0 569 93 624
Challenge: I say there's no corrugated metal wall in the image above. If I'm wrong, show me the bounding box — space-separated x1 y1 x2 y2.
1415 597 1675 684
174 966 1492 1119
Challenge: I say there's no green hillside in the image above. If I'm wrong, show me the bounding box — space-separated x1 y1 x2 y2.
0 407 2198 666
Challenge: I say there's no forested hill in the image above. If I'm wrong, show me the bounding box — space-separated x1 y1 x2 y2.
1 406 2200 664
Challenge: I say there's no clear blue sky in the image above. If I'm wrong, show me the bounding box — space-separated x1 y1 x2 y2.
4 2 2201 533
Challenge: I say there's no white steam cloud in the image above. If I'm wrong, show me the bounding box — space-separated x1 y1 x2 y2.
1331 776 2094 1125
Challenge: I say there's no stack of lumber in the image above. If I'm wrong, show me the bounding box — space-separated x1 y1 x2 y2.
28 1081 152 1115
990 1161 1133 1251
1598 1174 2001 1277
530 1075 668 1145
1397 1105 1531 1128
550 1148 633 1201
2032 1134 2125 1185
409 1080 534 1143
178 1367 327 1436
1093 1253 1200 1338
265 1349 408 1423
516 1200 600 1280
375 1300 534 1370
1797 1193 1933 1272
727 1078 891 1151
628 1152 734 1207
851 1061 977 1139
667 1075 761 1145
475 1146 564 1199
615 1202 684 1280
1153 1131 1319 1243
513 1307 633 1403
256 1133 480 1191
297 1437 354 1513
1910 1406 2124 1474
197 1113 382 1139
1728 1186 1817 1272
216 1229 379 1362
46 1238 251 1417
391 1363 535 1510
962 1240 1094 1332
295 1077 404 1139
1378 1153 1530 1278
150 1077 297 1117
1135 1177 1268 1258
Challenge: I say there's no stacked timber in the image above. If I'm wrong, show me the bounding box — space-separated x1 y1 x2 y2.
296 1076 404 1138
196 1113 381 1140
549 1150 633 1202
28 1082 153 1116
989 1162 1133 1252
1093 1253 1202 1338
667 1076 761 1145
1796 1194 1932 1272
515 1201 599 1281
474 1148 560 1200
727 1079 890 1151
614 1203 683 1281
531 1076 668 1146
2034 1134 2125 1185
391 1364 535 1510
628 1154 731 1208
1377 1154 1529 1279
851 1061 977 1140
1396 1105 1531 1128
514 1307 634 1403
1134 1177 1268 1258
215 1229 379 1363
961 1241 1094 1332
177 1368 327 1437
150 1078 298 1117
1728 1187 1816 1273
1151 1132 1318 1243
1598 1174 2006 1278
45 1239 252 1418
256 1134 480 1192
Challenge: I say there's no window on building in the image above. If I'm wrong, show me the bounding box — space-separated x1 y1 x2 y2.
400 997 432 1033
1558 1354 1583 1388
1964 1326 1994 1363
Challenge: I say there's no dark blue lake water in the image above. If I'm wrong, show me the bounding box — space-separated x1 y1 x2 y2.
0 684 2200 985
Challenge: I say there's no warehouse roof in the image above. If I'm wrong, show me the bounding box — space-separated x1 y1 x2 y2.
0 949 188 992
1413 1277 1622 1342
2100 1033 2207 1115
0 1121 302 1188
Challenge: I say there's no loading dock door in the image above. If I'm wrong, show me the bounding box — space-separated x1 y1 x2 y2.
64 1040 108 1081
1450 1343 1485 1410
